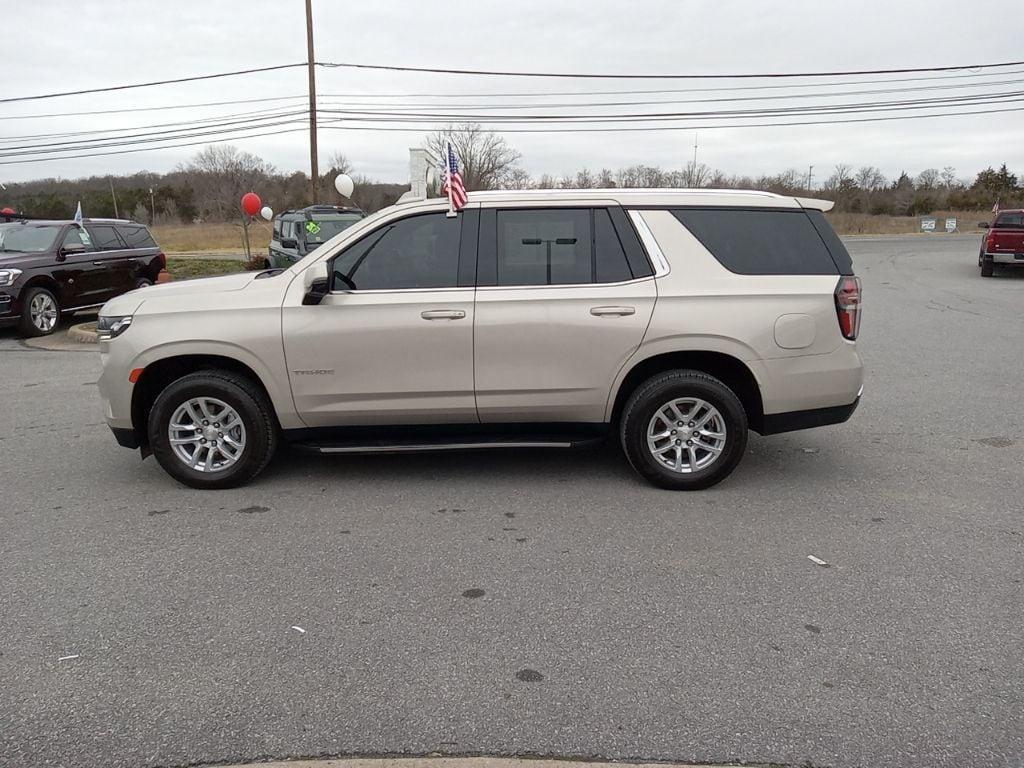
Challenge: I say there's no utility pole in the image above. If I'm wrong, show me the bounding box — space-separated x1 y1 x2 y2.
305 0 319 202
806 164 814 191
109 179 119 218
149 187 156 224
693 133 698 168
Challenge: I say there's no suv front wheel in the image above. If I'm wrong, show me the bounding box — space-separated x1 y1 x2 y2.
620 370 748 490
19 286 60 337
147 370 278 489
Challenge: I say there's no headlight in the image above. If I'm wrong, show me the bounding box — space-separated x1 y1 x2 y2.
0 269 22 287
97 315 133 340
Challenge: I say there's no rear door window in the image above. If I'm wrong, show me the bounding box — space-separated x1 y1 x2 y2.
115 224 157 249
86 224 126 252
670 208 839 275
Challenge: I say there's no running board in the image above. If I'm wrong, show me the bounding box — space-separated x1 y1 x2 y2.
285 423 608 455
313 440 576 455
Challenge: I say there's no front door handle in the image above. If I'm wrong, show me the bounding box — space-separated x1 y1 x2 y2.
590 306 636 317
92 261 107 266
421 309 466 321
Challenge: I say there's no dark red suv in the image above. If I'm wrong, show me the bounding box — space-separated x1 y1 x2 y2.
0 217 165 337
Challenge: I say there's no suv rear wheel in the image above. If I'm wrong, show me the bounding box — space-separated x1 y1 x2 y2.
147 370 278 489
19 286 60 337
620 370 748 490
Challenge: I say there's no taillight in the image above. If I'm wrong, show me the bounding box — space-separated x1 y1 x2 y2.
986 232 998 250
157 251 167 269
835 276 862 341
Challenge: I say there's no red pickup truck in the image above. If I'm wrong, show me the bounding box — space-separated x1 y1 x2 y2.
979 210 1024 277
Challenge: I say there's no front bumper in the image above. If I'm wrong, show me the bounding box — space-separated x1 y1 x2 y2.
0 291 17 323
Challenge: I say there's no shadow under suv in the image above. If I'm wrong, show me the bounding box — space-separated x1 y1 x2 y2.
0 217 165 337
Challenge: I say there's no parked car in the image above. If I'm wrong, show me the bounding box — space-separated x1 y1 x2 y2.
0 217 165 337
97 189 863 491
978 210 1024 276
268 204 364 268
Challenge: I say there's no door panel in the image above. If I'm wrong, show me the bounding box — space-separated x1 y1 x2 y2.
281 209 477 428
84 224 131 303
282 289 476 426
53 227 105 308
474 279 657 422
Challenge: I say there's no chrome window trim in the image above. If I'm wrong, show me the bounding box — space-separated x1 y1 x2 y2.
628 210 671 277
475 276 655 292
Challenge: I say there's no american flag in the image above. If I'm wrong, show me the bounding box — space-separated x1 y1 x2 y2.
441 141 468 211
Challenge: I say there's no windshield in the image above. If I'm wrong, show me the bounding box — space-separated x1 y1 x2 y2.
299 215 363 246
0 223 62 253
993 213 1024 229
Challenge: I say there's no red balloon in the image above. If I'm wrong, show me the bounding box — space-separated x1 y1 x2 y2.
240 192 262 217
1 207 14 215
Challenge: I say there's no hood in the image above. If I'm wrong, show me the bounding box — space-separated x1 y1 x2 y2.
100 270 258 316
0 250 37 266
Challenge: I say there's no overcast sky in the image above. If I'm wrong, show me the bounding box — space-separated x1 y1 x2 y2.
3 0 1023 187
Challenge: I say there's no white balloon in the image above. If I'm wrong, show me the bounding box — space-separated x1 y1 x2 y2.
260 206 273 221
334 173 355 198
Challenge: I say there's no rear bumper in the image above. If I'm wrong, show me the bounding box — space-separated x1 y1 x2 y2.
985 252 1024 265
759 394 860 435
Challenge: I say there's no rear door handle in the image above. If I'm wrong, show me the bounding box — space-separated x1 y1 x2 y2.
590 306 636 317
421 309 466 320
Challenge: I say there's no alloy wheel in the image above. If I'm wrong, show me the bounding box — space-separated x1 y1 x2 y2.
646 397 727 474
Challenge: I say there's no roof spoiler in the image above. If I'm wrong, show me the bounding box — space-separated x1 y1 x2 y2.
795 197 835 212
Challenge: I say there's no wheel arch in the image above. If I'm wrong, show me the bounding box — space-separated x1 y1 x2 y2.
19 275 63 309
608 349 765 433
130 353 283 448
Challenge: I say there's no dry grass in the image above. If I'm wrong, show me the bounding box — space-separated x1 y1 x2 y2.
152 222 272 253
166 258 248 280
827 210 984 236
152 212 986 253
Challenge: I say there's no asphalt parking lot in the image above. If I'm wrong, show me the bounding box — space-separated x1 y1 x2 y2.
1 235 1021 768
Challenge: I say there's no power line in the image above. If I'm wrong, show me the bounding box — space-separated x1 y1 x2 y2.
316 104 1024 133
0 95 307 121
0 63 306 104
316 58 1024 80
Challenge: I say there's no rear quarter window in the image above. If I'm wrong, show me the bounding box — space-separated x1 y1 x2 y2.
85 224 126 251
115 224 157 249
670 208 840 275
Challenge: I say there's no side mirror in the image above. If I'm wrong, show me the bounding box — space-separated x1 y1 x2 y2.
303 277 329 306
280 238 298 249
60 242 86 256
978 222 990 229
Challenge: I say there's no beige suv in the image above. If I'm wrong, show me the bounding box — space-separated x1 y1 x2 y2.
97 189 863 490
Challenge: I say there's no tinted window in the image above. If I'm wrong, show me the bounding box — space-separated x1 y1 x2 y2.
806 210 853 275
272 219 282 238
993 213 1024 229
62 227 93 250
115 224 157 249
671 208 839 275
496 209 591 286
332 213 461 290
594 209 633 282
86 225 125 251
301 215 362 245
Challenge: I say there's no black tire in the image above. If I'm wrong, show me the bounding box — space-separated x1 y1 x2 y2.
135 277 153 290
18 286 61 337
147 369 278 489
981 258 994 277
620 369 748 491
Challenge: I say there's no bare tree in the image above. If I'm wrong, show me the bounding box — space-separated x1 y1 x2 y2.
504 167 533 189
940 166 958 188
325 151 353 174
679 160 712 188
915 168 940 190
179 145 275 219
855 165 887 191
823 164 853 192
425 123 523 190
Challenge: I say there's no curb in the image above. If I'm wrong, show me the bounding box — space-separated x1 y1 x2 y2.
216 758 750 768
67 322 99 344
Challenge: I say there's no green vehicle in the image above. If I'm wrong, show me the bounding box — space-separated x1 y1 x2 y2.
268 204 364 268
